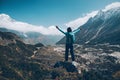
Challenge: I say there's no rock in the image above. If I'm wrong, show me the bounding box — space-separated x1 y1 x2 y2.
54 61 78 73
34 43 44 47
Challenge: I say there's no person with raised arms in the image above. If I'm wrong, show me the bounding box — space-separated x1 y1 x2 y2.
56 26 81 61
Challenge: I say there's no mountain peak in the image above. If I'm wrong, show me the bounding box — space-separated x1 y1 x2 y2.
93 5 120 21
103 2 120 12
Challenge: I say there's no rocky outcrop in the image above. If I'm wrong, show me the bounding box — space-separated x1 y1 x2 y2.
54 61 78 72
34 43 44 47
0 31 50 80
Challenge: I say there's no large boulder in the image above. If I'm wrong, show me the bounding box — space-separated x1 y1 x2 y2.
54 61 80 73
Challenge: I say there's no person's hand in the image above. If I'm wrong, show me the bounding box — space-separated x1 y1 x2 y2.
56 26 59 29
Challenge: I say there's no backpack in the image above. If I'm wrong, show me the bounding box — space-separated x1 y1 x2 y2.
66 33 74 44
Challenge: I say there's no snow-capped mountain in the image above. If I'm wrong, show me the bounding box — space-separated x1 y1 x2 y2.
57 6 120 45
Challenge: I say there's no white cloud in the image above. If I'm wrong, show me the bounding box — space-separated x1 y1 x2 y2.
0 14 62 35
65 11 98 29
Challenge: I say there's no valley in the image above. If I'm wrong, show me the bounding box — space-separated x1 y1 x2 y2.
32 43 120 80
0 2 120 80
0 31 120 80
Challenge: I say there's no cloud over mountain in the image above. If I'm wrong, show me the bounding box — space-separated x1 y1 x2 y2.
65 11 98 29
0 14 62 35
66 2 120 29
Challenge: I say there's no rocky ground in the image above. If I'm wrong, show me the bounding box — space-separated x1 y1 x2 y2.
1 31 120 80
30 43 120 80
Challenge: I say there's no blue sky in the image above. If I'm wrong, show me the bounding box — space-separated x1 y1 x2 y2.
0 0 119 27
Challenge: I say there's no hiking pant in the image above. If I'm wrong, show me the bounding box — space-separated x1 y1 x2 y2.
65 43 75 61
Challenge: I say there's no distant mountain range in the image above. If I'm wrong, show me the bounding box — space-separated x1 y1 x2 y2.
0 27 63 45
0 13 63 45
57 7 120 45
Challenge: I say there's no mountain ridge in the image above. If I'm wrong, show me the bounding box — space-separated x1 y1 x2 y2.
57 7 120 45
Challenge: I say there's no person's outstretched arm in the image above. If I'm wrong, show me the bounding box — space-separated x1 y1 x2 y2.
56 26 66 34
73 28 82 34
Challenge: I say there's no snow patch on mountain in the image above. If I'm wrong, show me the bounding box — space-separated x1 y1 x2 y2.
109 52 120 59
85 26 105 44
103 2 120 12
